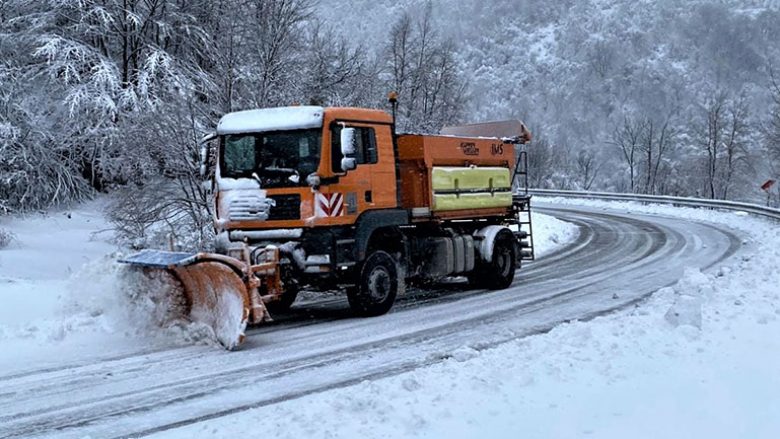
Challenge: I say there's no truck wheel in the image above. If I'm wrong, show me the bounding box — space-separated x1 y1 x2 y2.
348 250 400 317
265 288 298 313
265 269 299 313
470 230 516 290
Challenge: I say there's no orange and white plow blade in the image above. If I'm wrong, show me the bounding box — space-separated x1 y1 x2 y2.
172 261 251 350
120 250 258 350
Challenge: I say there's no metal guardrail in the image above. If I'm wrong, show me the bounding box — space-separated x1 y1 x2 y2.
529 189 780 222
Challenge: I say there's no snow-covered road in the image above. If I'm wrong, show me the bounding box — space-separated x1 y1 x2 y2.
0 203 746 439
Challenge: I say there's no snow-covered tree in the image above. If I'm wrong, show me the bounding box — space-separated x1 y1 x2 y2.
384 3 466 132
768 69 780 174
2 0 780 227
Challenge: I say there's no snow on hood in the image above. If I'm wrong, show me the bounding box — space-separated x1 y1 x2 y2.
216 177 261 190
216 106 324 135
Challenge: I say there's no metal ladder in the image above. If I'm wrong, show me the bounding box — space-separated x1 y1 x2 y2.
512 149 535 261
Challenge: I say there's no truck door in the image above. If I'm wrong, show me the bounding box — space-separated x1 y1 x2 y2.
319 122 396 224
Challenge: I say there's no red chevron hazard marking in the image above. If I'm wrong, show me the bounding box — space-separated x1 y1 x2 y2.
316 193 344 217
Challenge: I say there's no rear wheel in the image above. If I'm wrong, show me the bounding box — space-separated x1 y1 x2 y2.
348 250 401 316
469 230 516 290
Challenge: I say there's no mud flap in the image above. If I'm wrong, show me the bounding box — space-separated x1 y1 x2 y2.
119 250 252 350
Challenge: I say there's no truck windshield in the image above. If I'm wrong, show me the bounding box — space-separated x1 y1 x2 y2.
220 129 322 187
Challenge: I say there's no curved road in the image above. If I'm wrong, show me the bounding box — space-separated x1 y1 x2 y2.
0 204 744 439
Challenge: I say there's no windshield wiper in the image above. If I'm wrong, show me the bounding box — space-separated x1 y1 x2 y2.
263 166 298 174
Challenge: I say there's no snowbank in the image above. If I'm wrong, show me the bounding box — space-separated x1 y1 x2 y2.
0 201 217 373
149 201 779 439
531 210 579 257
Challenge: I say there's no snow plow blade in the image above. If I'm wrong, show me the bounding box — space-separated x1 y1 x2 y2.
119 250 259 350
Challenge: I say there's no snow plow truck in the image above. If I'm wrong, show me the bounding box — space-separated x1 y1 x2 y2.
121 98 534 349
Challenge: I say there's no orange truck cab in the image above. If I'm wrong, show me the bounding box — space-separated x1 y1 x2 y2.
204 105 534 315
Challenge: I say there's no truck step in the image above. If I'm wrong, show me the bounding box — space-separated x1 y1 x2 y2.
516 230 528 239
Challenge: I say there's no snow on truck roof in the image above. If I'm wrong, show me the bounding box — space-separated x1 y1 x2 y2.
216 106 324 135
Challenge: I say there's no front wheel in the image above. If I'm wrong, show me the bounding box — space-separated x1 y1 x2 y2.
347 250 401 317
264 288 298 313
265 266 300 313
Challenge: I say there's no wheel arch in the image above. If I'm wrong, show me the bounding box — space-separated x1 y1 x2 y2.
473 225 514 263
354 209 409 262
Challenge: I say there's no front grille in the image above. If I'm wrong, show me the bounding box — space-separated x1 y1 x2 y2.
267 194 301 221
227 194 272 221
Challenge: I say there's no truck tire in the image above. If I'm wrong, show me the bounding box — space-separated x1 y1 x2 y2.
348 250 400 316
469 230 516 290
265 268 299 313
265 288 298 313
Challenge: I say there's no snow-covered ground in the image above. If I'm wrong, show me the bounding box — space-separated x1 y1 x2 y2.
0 204 575 375
2 198 777 438
0 200 213 373
140 200 778 439
527 209 578 258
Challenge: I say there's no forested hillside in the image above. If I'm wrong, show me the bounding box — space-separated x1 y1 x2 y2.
2 0 780 243
321 0 780 199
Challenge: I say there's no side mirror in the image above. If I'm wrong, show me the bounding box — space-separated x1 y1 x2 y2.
199 143 211 178
340 127 357 156
198 132 217 178
341 157 357 172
